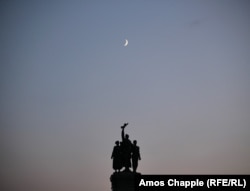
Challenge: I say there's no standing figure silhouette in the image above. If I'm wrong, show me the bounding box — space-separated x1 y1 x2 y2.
120 123 132 171
131 140 141 172
111 141 122 172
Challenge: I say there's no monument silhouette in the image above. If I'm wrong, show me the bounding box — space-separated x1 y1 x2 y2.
110 123 141 191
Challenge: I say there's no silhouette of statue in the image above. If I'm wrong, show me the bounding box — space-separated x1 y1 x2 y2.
111 141 122 172
120 123 132 172
131 140 141 172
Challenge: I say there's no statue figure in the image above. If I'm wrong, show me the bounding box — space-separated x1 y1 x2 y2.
131 140 141 172
111 141 122 172
111 123 141 173
120 123 132 171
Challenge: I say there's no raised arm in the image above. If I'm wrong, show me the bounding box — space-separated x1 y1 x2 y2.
121 128 125 141
121 123 128 141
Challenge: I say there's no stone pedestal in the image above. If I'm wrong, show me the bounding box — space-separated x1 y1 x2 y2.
110 171 141 191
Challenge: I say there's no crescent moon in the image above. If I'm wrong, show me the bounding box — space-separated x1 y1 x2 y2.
124 39 128 46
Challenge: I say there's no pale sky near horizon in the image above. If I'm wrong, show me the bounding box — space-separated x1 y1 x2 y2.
1 1 250 191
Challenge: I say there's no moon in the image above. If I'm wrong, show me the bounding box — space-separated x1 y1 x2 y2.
124 39 128 47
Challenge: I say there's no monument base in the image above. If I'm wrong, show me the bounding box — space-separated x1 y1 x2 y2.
110 171 141 191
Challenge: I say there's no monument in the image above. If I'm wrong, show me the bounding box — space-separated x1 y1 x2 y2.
110 123 141 191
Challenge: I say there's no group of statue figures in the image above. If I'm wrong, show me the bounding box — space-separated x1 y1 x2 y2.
111 123 141 173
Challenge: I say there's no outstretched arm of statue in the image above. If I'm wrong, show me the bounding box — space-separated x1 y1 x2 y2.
121 127 125 141
121 123 128 141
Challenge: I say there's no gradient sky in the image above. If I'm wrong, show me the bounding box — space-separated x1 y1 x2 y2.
1 1 250 191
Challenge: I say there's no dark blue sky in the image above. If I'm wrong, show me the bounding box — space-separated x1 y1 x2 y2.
1 1 250 191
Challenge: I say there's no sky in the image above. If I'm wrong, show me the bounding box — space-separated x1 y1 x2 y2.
1 0 250 190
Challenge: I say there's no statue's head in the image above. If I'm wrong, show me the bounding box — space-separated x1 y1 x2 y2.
125 134 129 139
133 140 137 145
115 141 119 146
